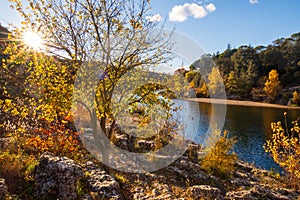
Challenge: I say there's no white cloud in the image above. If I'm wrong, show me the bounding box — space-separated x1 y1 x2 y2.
205 3 216 12
169 3 216 22
146 14 163 22
249 0 259 4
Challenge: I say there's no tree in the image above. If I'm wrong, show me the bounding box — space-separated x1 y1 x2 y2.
207 67 224 97
291 91 300 106
264 69 282 103
225 71 238 96
10 0 172 138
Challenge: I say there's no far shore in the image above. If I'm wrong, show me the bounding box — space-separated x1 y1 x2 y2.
187 98 300 110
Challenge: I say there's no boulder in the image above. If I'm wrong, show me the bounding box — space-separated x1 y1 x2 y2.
82 162 122 200
34 152 84 200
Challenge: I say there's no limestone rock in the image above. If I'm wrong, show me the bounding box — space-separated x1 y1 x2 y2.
82 162 122 200
186 185 224 200
34 152 84 200
225 185 298 200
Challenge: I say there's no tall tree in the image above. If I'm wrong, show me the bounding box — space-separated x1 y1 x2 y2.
264 69 282 103
10 0 172 137
207 67 224 97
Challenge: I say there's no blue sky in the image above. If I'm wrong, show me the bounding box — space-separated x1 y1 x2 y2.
1 0 300 54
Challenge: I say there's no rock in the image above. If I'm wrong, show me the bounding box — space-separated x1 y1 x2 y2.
184 143 202 162
235 161 254 173
178 159 189 168
186 185 224 200
82 162 122 200
136 140 155 151
230 178 251 187
225 185 297 200
112 134 129 150
34 152 84 200
133 187 146 200
225 190 255 200
0 178 8 200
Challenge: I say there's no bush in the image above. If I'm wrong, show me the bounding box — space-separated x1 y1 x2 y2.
264 113 300 189
0 151 38 197
201 130 237 178
25 118 84 161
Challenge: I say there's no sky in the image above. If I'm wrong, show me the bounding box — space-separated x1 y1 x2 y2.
0 0 300 54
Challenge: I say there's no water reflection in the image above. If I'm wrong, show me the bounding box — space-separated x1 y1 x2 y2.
194 101 300 171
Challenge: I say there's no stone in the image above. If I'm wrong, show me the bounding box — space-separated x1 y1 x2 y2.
34 152 84 200
0 178 8 200
230 178 251 187
186 185 224 200
225 185 297 200
82 162 122 200
113 134 129 150
136 140 155 151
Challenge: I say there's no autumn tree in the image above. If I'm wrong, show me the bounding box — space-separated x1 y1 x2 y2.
264 69 282 103
225 71 238 96
9 0 172 138
291 91 300 106
207 67 224 97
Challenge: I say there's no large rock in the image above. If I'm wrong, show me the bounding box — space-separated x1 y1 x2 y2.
0 178 8 200
34 152 84 200
186 185 224 200
82 161 122 200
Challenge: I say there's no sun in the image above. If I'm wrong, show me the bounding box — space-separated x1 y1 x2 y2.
22 31 44 51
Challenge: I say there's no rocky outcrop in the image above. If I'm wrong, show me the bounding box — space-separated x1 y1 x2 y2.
34 153 122 200
225 185 299 200
30 143 299 200
0 178 8 200
34 152 84 200
82 161 122 200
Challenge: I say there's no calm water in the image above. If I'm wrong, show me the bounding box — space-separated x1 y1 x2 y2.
192 102 300 171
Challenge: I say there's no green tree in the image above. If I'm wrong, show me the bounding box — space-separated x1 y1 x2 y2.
264 69 282 103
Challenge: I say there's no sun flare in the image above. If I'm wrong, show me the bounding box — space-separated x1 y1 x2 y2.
22 31 44 51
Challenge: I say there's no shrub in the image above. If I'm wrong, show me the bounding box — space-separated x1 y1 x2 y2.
0 151 38 197
264 113 300 189
201 130 237 178
25 118 83 160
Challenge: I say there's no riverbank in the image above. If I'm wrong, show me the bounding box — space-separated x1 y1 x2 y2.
188 98 300 110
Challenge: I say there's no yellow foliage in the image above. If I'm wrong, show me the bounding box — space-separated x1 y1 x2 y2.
264 69 282 102
264 114 300 189
201 130 237 178
292 91 300 105
195 82 209 97
207 67 224 96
